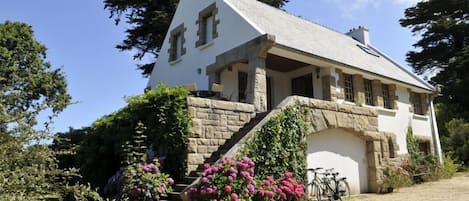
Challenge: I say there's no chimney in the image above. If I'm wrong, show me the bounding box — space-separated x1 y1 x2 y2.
346 26 370 45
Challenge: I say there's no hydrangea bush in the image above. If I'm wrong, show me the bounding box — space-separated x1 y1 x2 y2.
120 160 174 201
188 157 257 201
188 157 306 201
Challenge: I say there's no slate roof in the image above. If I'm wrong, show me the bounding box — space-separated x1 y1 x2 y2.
225 0 434 91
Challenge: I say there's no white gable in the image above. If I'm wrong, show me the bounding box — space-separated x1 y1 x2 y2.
147 0 262 90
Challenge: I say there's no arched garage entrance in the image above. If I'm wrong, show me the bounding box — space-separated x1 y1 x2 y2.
307 129 368 194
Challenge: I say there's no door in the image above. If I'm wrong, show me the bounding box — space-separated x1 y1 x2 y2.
292 74 313 98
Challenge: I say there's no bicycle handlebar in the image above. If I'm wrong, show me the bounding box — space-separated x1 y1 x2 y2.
307 167 323 172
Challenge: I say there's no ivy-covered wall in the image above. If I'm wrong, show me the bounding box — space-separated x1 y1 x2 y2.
55 84 191 189
240 105 308 184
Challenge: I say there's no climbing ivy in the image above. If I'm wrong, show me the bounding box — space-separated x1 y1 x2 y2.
240 105 308 184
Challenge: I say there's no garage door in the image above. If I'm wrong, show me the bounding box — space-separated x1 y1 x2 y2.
307 129 368 194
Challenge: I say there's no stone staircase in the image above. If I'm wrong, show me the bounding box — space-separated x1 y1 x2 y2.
161 112 269 201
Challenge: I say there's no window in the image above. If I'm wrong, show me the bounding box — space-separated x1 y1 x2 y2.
196 3 219 47
388 139 395 158
291 74 313 98
418 141 430 155
168 23 186 62
412 92 423 115
344 74 354 102
364 79 373 105
203 15 214 43
382 84 391 109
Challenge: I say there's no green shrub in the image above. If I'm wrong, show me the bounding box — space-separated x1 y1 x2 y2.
55 84 190 190
240 105 307 184
382 165 412 192
441 153 461 178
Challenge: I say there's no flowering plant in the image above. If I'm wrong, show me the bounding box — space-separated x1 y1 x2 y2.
188 157 306 201
188 157 257 201
120 160 174 201
254 172 305 201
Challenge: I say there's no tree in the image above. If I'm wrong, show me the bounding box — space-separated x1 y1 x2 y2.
104 0 290 77
400 0 469 115
442 119 469 164
0 21 101 200
400 0 469 165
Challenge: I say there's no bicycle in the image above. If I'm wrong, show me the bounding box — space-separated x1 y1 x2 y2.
307 167 323 201
308 168 351 201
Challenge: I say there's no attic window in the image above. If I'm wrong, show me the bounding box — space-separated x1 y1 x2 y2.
357 44 380 57
196 3 219 47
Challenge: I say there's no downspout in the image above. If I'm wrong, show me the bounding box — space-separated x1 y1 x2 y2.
430 100 443 164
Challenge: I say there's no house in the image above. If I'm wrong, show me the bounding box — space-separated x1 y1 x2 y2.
147 0 443 195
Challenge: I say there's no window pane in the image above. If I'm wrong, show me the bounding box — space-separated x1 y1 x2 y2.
344 74 354 102
413 93 422 115
382 84 390 109
364 79 373 105
176 34 182 59
204 15 213 43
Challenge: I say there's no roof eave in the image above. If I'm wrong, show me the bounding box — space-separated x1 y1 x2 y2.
273 43 435 92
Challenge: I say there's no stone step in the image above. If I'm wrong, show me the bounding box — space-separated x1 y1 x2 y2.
174 184 190 192
183 176 199 184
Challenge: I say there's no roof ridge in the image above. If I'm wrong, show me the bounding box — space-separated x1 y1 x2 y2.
231 0 350 38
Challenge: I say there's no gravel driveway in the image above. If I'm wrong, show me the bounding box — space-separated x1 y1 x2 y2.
351 172 469 201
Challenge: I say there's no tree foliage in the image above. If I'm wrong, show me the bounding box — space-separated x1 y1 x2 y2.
104 0 290 76
400 0 469 113
0 21 101 200
441 119 469 165
401 0 469 164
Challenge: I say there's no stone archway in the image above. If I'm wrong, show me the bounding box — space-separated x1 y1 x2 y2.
296 97 397 193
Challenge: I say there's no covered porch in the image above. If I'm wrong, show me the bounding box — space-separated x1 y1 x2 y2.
207 34 340 112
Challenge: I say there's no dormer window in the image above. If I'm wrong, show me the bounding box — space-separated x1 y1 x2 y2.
196 3 219 47
168 23 186 62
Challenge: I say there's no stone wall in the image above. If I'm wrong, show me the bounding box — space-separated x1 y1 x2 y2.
187 97 256 172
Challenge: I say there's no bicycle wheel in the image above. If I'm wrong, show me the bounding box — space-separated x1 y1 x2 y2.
313 181 322 201
337 180 351 201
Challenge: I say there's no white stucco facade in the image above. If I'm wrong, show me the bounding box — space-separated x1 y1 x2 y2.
147 0 261 90
307 129 368 194
377 85 432 155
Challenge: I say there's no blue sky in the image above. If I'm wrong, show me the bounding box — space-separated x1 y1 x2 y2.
0 0 419 133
